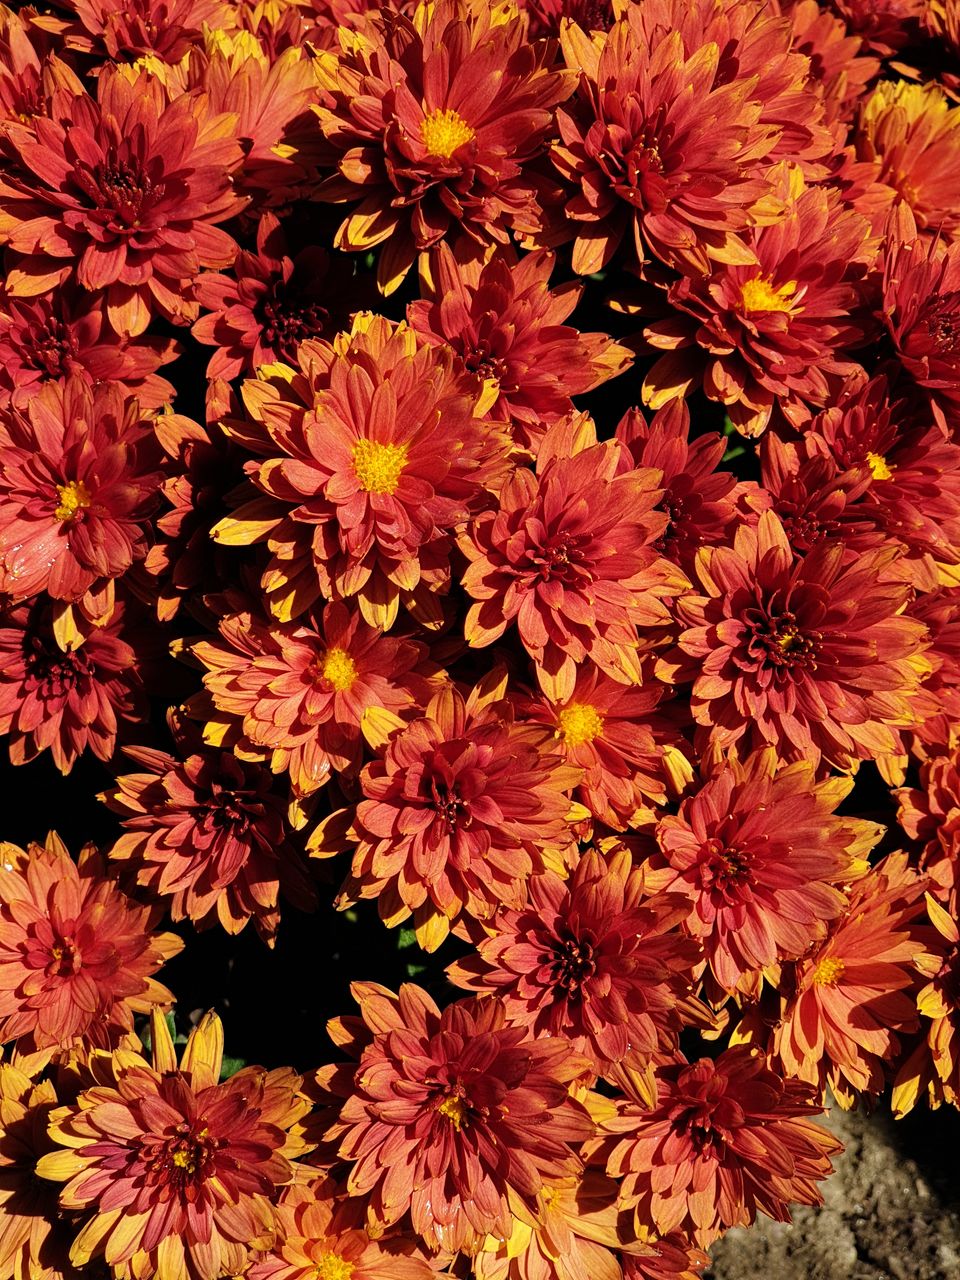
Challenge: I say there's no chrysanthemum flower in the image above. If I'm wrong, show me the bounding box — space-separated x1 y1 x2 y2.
601 1046 841 1248
897 894 960 1113
832 0 925 56
647 752 879 995
213 314 511 628
325 983 593 1253
0 833 181 1056
0 67 244 335
0 1063 82 1280
460 418 686 700
521 0 614 39
772 853 930 1106
0 285 177 410
785 1 879 129
881 208 960 431
550 0 830 275
313 0 573 293
101 723 316 945
193 214 361 388
904 586 960 762
58 0 231 63
448 847 698 1072
249 1178 435 1280
407 242 632 455
897 745 960 908
856 80 960 240
191 600 428 797
0 376 163 620
519 662 693 828
0 599 146 774
659 510 930 773
614 402 746 575
312 681 581 950
622 1235 710 1280
643 178 872 436
37 1010 312 1280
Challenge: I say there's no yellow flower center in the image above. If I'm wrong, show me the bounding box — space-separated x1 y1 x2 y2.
557 702 605 747
420 107 475 158
313 1254 354 1280
54 479 92 522
320 647 358 692
437 1094 467 1129
813 955 846 986
172 1150 197 1172
740 276 798 315
866 451 894 481
352 438 408 495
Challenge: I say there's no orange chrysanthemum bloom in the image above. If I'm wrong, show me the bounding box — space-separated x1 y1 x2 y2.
325 983 594 1254
601 1047 841 1249
213 314 511 629
551 0 831 274
249 1178 435 1280
0 1063 82 1280
37 1010 312 1280
460 418 686 701
311 681 581 950
647 752 879 995
856 80 960 240
407 242 632 455
897 744 960 908
190 600 428 797
0 834 181 1057
893 893 960 1116
0 67 244 336
643 178 873 437
57 0 231 63
313 0 573 293
520 663 693 828
660 510 930 774
448 847 699 1073
772 854 931 1107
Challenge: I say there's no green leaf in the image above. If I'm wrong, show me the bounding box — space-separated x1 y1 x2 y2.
220 1056 247 1081
397 927 417 951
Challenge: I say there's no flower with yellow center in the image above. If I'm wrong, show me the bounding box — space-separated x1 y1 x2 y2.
320 647 358 692
54 479 92 522
813 955 845 986
866 451 894 481
557 702 605 748
351 438 408 495
740 276 799 315
313 1254 355 1280
420 107 475 159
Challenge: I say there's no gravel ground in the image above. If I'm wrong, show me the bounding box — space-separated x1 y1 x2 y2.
707 1102 960 1280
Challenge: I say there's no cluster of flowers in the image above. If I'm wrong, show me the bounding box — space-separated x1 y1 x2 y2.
1 0 960 1276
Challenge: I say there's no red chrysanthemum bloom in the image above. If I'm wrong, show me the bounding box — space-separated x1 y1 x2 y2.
325 983 593 1253
407 242 632 455
0 1063 83 1280
601 1046 841 1248
0 376 163 621
660 510 930 773
622 1235 710 1280
881 209 960 431
0 833 181 1057
312 682 581 950
614 402 747 575
897 745 960 909
0 67 244 336
249 1178 434 1280
448 847 698 1072
904 586 960 762
646 752 879 995
192 213 363 390
314 0 573 293
101 720 317 944
56 0 230 63
521 0 614 39
191 600 428 797
0 285 177 411
831 0 925 56
550 0 831 275
213 314 511 629
37 1010 312 1280
0 599 147 774
519 663 693 829
855 80 960 241
772 854 931 1106
785 1 879 129
643 179 872 437
460 418 686 701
